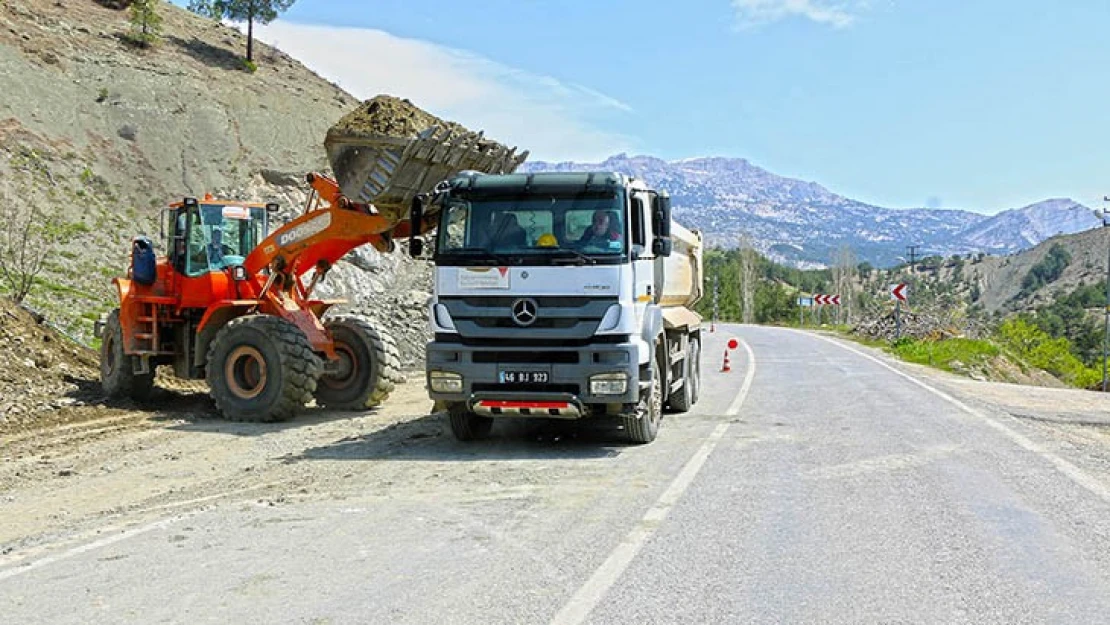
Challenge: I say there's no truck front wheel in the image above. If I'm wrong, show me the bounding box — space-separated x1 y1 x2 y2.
447 402 493 441
624 349 664 443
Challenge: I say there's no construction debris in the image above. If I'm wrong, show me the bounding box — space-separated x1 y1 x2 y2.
853 308 965 342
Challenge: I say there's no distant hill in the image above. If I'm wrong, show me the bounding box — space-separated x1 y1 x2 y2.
519 154 1099 267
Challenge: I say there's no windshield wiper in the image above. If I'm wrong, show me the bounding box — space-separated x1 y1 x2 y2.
445 247 515 265
548 249 597 265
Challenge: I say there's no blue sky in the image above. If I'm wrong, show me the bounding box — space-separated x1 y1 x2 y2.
173 1 1110 215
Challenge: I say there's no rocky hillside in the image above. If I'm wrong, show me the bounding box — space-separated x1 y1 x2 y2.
944 227 1110 314
0 0 431 366
520 155 1098 267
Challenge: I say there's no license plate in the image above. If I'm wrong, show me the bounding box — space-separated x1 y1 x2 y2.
499 370 550 384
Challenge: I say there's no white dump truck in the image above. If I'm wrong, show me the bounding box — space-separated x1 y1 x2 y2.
414 171 704 443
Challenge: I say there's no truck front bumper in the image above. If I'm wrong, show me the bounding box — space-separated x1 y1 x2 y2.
426 339 643 418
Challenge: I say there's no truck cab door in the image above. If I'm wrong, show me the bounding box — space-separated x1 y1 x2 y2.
630 191 655 326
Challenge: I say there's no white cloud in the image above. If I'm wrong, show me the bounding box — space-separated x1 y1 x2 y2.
731 0 870 29
242 21 635 162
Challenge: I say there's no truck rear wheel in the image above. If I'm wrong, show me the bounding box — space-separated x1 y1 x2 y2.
689 336 701 405
315 315 401 410
206 315 321 422
100 309 154 402
624 348 664 444
668 336 699 413
447 402 493 441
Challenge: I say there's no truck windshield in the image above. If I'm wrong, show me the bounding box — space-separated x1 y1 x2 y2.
436 191 626 264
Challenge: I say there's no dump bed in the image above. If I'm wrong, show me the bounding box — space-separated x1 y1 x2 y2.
659 221 704 309
325 96 528 222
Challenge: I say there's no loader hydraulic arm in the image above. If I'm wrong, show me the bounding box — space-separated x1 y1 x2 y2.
243 173 396 279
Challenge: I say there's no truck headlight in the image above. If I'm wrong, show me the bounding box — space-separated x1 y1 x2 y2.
429 371 463 393
589 373 628 396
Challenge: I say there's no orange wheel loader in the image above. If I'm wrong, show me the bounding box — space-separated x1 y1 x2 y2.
95 109 527 422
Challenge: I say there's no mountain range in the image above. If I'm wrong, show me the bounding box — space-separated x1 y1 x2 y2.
518 155 1098 267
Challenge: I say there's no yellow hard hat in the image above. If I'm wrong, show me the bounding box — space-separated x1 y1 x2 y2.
537 233 558 247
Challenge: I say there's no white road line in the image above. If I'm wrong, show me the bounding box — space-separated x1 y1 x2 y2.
811 332 1110 504
550 339 757 625
0 515 190 582
0 481 285 579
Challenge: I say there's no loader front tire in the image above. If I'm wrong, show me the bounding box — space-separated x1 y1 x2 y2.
206 315 321 422
314 315 401 410
100 309 154 402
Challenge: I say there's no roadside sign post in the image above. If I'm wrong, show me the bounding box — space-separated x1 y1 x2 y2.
712 275 719 333
890 283 908 340
796 296 813 327
895 300 902 339
811 295 840 326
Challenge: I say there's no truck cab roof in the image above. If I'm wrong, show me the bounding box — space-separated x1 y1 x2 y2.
449 171 651 194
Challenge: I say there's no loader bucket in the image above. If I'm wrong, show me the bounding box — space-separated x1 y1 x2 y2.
325 96 529 221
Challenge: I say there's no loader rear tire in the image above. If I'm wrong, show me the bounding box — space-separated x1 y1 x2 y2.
315 315 402 410
447 403 493 441
100 309 154 402
206 315 321 422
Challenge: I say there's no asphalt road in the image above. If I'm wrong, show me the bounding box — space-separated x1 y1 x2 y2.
3 325 1110 624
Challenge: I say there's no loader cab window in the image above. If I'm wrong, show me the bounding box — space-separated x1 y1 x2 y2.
182 204 267 277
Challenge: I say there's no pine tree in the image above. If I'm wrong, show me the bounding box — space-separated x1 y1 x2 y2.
188 0 297 64
128 0 162 47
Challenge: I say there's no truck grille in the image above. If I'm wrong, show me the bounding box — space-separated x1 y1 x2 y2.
439 296 617 341
472 383 580 395
472 351 579 364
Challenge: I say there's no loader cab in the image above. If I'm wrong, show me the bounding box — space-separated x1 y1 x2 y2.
168 199 272 278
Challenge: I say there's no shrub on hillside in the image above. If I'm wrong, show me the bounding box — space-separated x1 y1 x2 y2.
1020 243 1071 296
890 336 999 372
996 318 1100 388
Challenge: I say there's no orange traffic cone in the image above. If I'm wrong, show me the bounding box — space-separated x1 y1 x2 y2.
721 348 731 372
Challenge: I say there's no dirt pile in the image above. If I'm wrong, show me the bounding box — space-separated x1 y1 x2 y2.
0 298 101 424
327 95 471 141
323 94 528 217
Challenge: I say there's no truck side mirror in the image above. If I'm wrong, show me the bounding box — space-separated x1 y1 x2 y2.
409 196 425 257
652 193 672 238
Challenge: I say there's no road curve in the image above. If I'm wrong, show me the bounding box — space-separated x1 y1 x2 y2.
2 325 1110 624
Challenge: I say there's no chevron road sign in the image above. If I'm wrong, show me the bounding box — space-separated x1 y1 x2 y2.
890 283 909 302
814 294 841 305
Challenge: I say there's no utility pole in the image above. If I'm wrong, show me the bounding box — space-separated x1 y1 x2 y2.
712 275 719 332
906 245 919 274
1100 199 1110 392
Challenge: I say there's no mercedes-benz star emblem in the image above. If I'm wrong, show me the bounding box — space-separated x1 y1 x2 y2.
511 298 538 327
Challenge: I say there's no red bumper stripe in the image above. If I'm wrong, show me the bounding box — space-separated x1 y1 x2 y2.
479 401 569 410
